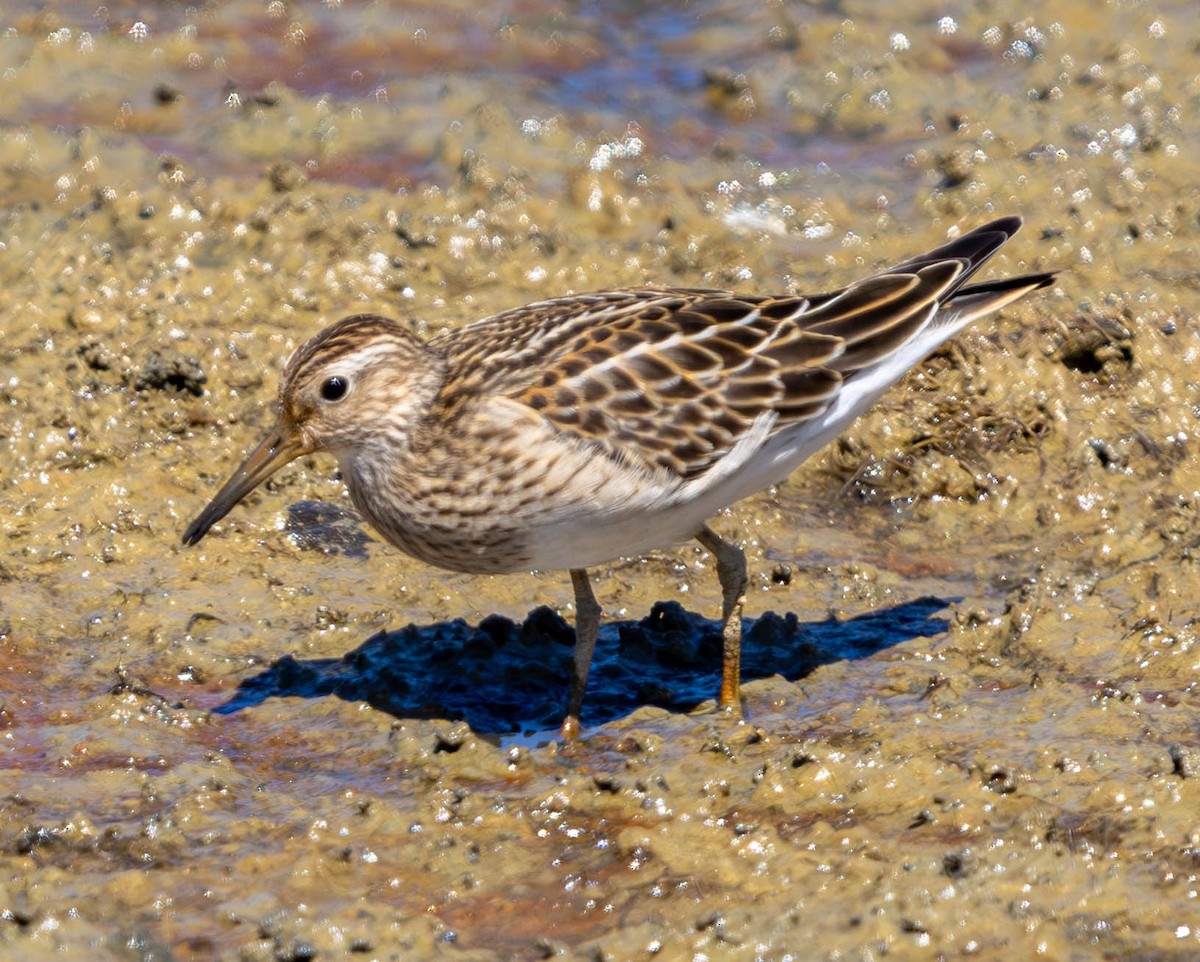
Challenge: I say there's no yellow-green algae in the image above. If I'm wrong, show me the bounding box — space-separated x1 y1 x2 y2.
2 0 1200 959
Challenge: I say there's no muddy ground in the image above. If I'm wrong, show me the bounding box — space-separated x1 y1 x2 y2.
3 1 1200 959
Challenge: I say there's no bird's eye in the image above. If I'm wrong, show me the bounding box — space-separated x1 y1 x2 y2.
320 375 349 402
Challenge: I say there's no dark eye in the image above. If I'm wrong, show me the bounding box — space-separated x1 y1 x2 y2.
320 376 349 402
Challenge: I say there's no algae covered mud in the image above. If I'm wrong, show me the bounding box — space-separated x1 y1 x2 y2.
2 1 1199 959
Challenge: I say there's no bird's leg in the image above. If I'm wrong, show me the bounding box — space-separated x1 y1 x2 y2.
696 524 748 713
562 567 602 740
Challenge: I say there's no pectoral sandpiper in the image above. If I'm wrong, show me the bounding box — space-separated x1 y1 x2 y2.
183 217 1054 738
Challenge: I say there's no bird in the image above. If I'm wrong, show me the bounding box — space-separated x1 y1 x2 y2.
182 217 1055 738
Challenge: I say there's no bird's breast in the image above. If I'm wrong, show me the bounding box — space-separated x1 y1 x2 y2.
335 396 706 574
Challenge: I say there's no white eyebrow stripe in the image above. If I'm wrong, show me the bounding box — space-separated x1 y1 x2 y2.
326 342 404 372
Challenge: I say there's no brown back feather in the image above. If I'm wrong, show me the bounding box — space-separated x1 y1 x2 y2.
430 218 1050 480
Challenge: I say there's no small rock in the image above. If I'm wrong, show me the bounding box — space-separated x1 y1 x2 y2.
433 721 472 753
1170 744 1198 778
133 349 206 396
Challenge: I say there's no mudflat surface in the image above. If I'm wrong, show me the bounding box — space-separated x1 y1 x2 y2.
2 2 1199 959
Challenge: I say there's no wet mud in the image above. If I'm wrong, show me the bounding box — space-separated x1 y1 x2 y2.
3 1 1200 959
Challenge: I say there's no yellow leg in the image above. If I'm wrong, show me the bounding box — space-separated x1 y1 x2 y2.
696 524 747 712
561 568 601 740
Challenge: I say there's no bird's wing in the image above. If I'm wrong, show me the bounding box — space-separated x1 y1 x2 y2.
431 218 1049 480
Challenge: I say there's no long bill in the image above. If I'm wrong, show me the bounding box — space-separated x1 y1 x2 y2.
181 423 306 546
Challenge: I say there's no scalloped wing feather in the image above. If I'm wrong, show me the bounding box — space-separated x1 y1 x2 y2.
430 218 1053 484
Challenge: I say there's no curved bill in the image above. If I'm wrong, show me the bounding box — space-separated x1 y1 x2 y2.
181 423 306 546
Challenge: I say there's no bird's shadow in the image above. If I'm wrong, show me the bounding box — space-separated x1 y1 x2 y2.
212 597 953 734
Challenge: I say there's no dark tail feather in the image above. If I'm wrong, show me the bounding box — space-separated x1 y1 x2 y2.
931 270 1058 333
886 217 1025 292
